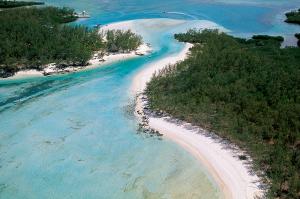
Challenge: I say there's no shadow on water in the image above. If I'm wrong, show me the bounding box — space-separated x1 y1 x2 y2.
0 79 75 113
0 67 106 113
0 51 155 114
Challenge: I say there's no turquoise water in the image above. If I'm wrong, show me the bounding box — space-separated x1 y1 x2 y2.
39 0 300 37
1 1 300 198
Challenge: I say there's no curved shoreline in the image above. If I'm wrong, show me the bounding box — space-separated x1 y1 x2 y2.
132 43 264 199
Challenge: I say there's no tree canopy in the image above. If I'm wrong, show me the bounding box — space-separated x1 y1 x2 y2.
105 29 142 53
0 6 101 77
0 6 142 77
146 29 300 198
285 8 300 25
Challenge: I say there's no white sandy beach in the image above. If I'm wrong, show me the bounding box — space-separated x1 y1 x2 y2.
133 42 264 199
8 45 150 80
132 43 193 93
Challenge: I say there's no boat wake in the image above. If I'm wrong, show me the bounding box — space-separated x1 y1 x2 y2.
164 11 198 20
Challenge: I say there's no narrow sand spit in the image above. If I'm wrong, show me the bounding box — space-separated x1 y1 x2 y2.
132 43 264 199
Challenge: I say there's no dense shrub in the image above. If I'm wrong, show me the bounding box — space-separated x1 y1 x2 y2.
285 9 300 25
105 30 142 53
0 6 101 73
0 6 142 77
147 30 300 198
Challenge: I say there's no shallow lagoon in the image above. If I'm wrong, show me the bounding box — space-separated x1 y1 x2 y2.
0 18 224 199
0 1 300 198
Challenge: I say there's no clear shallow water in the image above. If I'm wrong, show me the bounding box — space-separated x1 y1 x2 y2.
0 18 223 199
1 1 300 198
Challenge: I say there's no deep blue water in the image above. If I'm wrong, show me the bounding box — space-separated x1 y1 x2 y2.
0 1 299 198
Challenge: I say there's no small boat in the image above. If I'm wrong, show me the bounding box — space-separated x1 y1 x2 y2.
75 11 90 18
93 24 102 28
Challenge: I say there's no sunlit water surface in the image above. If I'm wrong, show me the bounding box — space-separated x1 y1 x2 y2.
1 1 300 198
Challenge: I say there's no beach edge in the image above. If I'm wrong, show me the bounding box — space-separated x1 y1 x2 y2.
132 42 265 199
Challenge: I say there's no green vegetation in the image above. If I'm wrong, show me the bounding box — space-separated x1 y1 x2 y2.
146 29 300 198
0 6 142 77
285 9 300 25
0 6 100 77
252 35 284 42
106 30 142 53
0 0 44 8
296 33 300 47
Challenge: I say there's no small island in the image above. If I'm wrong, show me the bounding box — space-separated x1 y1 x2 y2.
0 0 44 8
0 4 147 78
285 8 300 25
145 30 300 198
284 8 300 47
